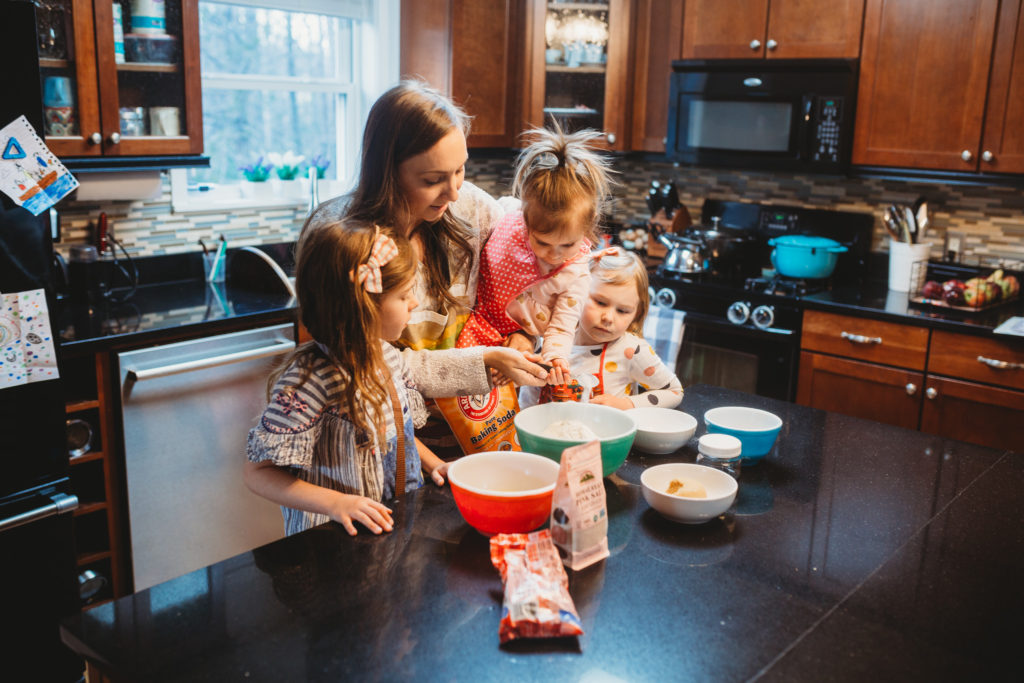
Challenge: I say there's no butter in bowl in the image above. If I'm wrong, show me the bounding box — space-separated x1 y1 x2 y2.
641 463 738 524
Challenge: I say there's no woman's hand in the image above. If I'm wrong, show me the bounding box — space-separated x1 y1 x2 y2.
484 347 549 387
590 393 634 411
548 357 571 386
328 493 394 536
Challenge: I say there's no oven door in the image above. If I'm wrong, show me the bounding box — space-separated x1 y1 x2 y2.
674 311 800 402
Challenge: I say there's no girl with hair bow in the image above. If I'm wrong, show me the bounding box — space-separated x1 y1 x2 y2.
244 222 528 536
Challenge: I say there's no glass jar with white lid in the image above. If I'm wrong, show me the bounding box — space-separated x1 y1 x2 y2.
695 433 743 479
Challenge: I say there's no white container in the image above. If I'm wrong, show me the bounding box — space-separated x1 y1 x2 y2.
131 0 166 35
149 106 180 136
112 2 126 64
888 239 932 292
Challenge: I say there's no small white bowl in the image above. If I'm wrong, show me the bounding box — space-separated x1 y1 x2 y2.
640 463 738 524
626 408 697 454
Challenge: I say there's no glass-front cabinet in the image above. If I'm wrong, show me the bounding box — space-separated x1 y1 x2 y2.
526 0 630 150
34 0 203 158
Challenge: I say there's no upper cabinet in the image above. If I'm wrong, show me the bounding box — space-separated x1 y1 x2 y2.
853 0 1024 174
630 0 684 153
523 0 631 151
682 0 865 60
35 0 203 158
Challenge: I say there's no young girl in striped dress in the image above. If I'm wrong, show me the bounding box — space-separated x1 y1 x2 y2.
244 221 515 536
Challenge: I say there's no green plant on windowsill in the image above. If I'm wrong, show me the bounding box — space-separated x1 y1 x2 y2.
239 156 273 182
269 151 305 181
309 153 331 180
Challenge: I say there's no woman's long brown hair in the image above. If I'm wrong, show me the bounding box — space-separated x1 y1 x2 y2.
343 80 474 310
267 222 416 439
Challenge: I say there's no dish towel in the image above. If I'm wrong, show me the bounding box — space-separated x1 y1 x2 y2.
642 305 686 369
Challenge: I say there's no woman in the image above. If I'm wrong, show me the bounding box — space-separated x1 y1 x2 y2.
308 81 547 453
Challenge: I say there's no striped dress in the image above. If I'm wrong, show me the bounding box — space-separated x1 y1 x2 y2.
246 342 490 535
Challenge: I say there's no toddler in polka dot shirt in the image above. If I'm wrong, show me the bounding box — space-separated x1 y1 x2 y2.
520 249 684 410
457 124 614 387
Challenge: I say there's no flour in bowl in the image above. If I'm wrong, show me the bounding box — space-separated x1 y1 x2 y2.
542 419 598 440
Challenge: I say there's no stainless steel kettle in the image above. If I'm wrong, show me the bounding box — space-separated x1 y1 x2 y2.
657 232 706 273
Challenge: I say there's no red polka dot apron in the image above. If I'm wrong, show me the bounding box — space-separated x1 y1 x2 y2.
457 213 590 350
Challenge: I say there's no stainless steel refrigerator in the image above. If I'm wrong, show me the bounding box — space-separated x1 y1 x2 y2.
0 1 82 680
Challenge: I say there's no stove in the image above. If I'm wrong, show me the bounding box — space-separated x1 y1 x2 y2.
650 200 873 401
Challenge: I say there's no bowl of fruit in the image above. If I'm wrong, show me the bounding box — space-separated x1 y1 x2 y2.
919 268 1019 311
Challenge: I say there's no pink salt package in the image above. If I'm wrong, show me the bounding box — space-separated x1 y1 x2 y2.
549 440 609 570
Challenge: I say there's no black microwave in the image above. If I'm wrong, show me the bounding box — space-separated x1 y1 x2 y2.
666 59 858 173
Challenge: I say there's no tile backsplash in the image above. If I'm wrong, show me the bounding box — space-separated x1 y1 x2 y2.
55 156 1024 267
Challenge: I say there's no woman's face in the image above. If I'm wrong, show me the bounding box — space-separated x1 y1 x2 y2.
396 128 468 234
378 276 419 342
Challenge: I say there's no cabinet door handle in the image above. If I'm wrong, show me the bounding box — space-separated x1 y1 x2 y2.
0 493 78 533
749 39 761 50
981 150 994 162
766 39 778 50
905 383 917 395
606 132 616 145
89 132 102 145
977 355 1024 370
925 387 937 399
109 132 121 145
126 338 296 382
960 149 973 162
841 331 882 345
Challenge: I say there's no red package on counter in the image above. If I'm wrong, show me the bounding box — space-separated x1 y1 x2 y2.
489 530 584 644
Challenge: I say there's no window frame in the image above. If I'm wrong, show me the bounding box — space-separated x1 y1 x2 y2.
171 0 398 214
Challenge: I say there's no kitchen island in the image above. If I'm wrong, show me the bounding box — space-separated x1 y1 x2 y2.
60 384 1021 682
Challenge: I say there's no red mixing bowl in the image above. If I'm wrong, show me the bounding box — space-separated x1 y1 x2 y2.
447 451 559 536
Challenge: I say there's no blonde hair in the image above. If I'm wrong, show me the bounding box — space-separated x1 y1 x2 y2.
590 250 649 335
268 221 416 439
342 79 473 310
513 123 614 245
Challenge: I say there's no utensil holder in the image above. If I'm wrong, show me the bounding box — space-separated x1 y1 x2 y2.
888 239 932 292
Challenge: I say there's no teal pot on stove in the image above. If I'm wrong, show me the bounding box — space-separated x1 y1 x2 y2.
768 235 848 279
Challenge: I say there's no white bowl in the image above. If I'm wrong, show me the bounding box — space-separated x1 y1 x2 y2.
626 408 697 454
640 463 738 524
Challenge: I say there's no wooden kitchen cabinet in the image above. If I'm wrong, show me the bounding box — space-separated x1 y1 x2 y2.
401 0 526 147
63 350 127 605
682 0 864 60
35 0 202 158
523 0 632 150
799 310 1024 451
853 0 1024 173
629 0 684 153
797 351 924 429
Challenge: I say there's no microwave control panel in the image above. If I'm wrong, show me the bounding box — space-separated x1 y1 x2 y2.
810 96 844 163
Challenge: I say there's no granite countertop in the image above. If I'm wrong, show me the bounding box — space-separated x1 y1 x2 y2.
802 283 1024 339
60 385 1022 681
56 247 298 353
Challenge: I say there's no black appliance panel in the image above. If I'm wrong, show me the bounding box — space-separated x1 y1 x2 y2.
667 59 858 173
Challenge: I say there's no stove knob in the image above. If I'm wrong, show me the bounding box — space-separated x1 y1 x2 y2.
751 304 775 329
727 301 751 325
655 288 676 308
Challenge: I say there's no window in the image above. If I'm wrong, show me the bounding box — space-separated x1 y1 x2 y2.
173 0 398 210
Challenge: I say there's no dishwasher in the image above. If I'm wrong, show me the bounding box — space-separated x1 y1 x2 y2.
118 323 295 591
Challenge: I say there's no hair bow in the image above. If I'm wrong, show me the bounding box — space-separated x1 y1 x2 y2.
354 227 398 293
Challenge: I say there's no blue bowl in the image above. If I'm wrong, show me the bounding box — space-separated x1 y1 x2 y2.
703 406 782 463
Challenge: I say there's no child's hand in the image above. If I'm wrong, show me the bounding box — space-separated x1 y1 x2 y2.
590 393 634 411
329 493 393 536
427 461 449 486
547 358 571 386
483 347 548 387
